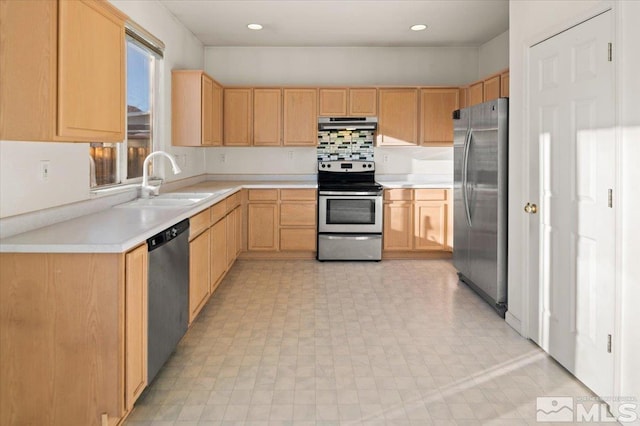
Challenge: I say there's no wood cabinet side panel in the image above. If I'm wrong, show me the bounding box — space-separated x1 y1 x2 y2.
226 208 236 267
201 75 214 145
0 253 124 425
57 0 125 141
210 217 227 291
253 88 282 146
189 229 210 323
0 0 57 140
125 244 148 410
211 80 224 145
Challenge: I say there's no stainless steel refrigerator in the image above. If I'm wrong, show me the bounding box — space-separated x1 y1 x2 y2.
453 98 508 317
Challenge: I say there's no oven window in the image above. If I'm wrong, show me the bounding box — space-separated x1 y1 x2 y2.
326 199 376 225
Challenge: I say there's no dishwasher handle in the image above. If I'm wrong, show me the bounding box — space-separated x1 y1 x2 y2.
147 218 190 252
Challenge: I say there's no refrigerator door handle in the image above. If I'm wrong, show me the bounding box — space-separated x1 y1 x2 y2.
462 129 473 227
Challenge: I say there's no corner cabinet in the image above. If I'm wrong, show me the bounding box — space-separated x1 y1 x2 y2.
0 0 126 142
377 88 419 146
0 244 149 425
172 70 223 146
283 89 318 146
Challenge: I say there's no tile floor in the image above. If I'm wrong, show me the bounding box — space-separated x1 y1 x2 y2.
125 259 602 425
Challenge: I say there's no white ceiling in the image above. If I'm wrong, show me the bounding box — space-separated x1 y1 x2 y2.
159 0 509 47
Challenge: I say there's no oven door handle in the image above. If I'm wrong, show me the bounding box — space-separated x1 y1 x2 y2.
318 191 382 196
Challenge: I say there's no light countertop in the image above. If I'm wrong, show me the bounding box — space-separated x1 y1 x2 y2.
0 177 451 254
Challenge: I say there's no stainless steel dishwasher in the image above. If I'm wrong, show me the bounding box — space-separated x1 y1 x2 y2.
147 218 189 384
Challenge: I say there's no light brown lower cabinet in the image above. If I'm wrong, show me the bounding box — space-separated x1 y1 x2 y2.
245 188 317 257
383 188 452 258
247 202 279 251
189 227 211 323
0 246 148 425
210 216 227 291
125 244 148 411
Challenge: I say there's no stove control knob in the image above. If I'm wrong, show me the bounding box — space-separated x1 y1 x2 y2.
321 164 325 168
327 164 331 168
368 164 373 168
362 164 366 168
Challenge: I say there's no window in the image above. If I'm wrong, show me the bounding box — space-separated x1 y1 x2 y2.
90 27 163 188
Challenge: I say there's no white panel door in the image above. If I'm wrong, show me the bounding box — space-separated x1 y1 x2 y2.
528 10 615 399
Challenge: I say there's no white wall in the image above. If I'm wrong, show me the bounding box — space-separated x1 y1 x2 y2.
478 30 509 77
509 0 639 408
204 46 475 176
205 46 479 86
0 0 205 219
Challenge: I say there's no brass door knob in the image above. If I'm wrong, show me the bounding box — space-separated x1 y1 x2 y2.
524 203 538 214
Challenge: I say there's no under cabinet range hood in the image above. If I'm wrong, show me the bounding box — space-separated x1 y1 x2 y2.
318 117 377 131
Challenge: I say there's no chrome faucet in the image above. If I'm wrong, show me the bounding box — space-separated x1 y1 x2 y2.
140 151 182 198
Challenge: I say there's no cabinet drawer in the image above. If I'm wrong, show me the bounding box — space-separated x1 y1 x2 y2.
248 189 278 201
280 189 316 201
225 192 241 212
210 201 226 224
280 203 316 226
384 189 412 201
414 189 447 201
280 228 316 251
190 207 211 238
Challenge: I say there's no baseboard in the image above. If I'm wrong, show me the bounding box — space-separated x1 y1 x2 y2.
382 251 452 260
505 311 525 336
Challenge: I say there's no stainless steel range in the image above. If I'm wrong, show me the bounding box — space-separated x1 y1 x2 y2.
317 160 383 261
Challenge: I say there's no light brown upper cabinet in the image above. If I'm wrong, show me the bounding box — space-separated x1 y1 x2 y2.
172 71 222 146
0 0 126 142
211 79 223 145
420 88 459 146
224 88 253 146
500 70 510 97
483 75 501 102
319 89 348 116
283 89 318 146
253 88 282 146
377 88 419 146
459 87 469 109
469 81 484 106
349 88 377 116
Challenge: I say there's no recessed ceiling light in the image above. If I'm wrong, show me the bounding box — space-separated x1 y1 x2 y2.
410 24 427 31
247 23 263 30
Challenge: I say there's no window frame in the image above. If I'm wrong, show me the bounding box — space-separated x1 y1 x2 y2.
90 27 163 192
